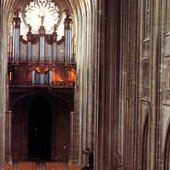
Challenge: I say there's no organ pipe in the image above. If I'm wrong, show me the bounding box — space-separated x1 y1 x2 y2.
12 11 21 61
64 10 73 62
52 25 57 62
27 25 32 61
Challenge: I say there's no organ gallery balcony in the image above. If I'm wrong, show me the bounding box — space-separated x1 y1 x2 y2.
8 10 76 88
8 62 76 88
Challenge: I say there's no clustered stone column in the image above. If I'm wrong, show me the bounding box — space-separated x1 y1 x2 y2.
0 4 9 169
5 111 12 163
69 111 78 164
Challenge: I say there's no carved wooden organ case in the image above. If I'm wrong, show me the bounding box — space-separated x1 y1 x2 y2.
8 11 76 88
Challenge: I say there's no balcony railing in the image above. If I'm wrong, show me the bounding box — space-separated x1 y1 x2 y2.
8 61 76 88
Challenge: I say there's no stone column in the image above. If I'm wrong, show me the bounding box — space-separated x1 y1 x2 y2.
5 111 12 163
69 111 78 164
0 8 8 170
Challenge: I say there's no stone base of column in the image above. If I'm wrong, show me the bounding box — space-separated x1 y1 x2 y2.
69 111 79 166
69 155 79 164
68 163 81 170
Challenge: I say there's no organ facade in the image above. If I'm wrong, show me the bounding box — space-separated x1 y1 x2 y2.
8 10 76 88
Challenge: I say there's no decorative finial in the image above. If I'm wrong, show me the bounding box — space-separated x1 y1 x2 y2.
64 9 72 29
38 10 46 26
13 8 20 18
64 9 71 19
41 16 45 26
28 24 32 32
54 24 57 32
13 8 21 28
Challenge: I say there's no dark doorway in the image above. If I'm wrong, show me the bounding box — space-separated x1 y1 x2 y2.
28 96 52 160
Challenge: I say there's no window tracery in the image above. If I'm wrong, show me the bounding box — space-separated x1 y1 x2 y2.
24 0 60 32
19 0 65 39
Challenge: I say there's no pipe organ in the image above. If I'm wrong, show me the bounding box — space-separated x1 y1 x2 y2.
8 11 76 87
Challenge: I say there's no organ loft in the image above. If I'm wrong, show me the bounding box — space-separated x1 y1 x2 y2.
8 10 76 87
5 1 78 169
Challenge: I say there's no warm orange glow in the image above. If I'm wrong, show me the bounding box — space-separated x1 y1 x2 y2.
5 163 13 170
35 66 49 73
53 68 76 83
35 67 41 73
18 162 36 170
52 70 63 82
46 163 65 170
44 67 49 72
68 68 76 81
9 72 12 81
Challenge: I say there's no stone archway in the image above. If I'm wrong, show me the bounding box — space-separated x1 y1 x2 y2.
10 89 74 163
164 124 170 170
28 96 52 160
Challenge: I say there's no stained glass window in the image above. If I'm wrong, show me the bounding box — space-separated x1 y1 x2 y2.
25 0 60 32
20 0 65 39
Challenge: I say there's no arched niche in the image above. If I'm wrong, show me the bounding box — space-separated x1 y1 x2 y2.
11 89 74 162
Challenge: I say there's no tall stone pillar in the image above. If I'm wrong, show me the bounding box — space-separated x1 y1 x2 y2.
69 111 78 164
5 111 12 163
0 7 8 170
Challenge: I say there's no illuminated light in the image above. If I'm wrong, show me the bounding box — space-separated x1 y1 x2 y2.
60 49 64 53
24 0 60 33
35 67 41 73
44 67 49 72
20 0 66 39
52 71 63 82
68 68 76 81
9 72 12 81
35 66 49 73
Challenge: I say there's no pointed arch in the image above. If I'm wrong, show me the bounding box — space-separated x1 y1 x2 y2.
164 122 170 170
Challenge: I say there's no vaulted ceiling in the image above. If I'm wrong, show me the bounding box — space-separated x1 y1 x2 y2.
1 0 96 17
16 0 69 10
2 0 96 45
2 0 70 11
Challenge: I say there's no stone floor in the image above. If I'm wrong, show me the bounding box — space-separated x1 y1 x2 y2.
5 162 80 170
